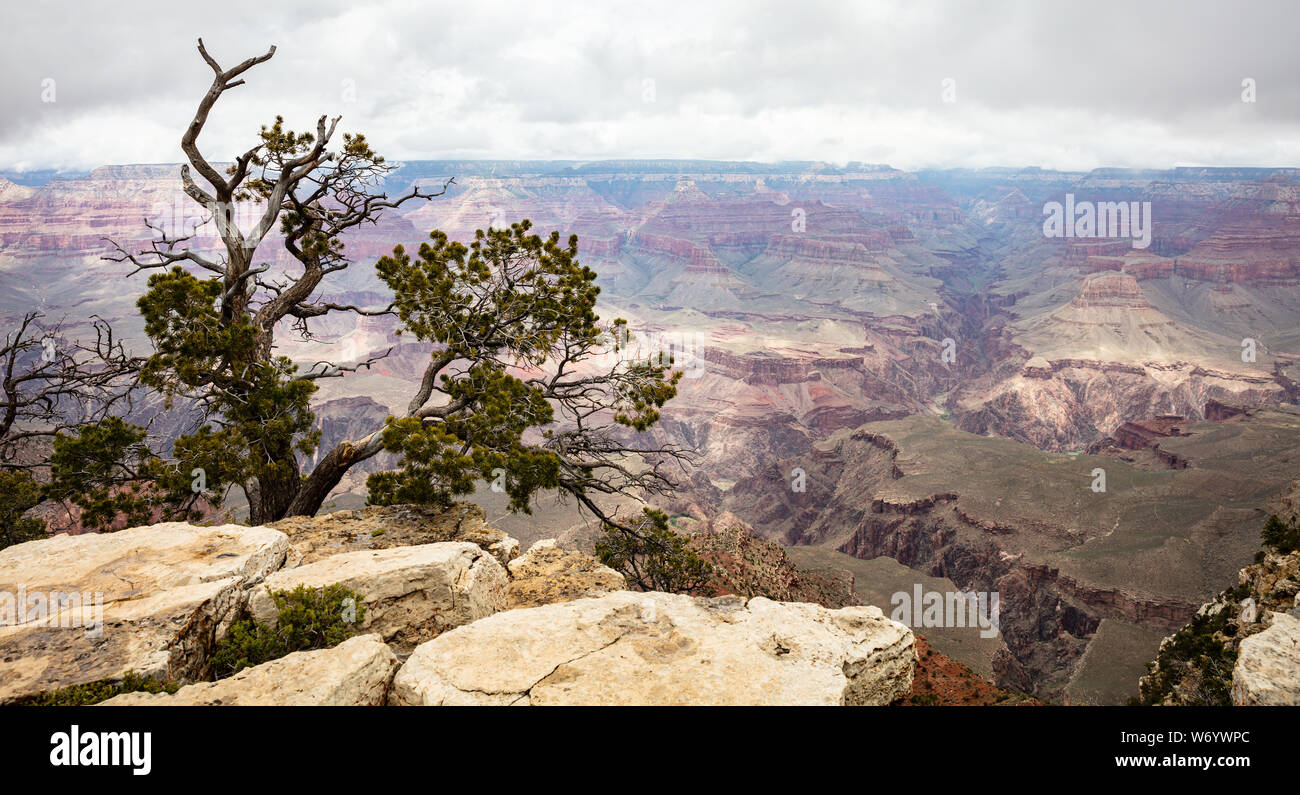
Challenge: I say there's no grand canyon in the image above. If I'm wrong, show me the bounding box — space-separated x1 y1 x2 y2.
8 8 1300 792
5 159 1300 703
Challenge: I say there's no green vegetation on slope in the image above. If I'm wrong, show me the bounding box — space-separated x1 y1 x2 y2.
1137 514 1300 705
13 671 180 707
209 584 367 679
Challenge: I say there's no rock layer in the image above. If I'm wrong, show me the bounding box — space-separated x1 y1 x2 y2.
269 502 519 568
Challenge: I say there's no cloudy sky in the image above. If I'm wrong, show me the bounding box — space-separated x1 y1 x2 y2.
2 0 1298 172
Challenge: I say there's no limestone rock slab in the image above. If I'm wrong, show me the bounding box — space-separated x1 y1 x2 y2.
1232 612 1300 705
101 634 399 706
0 523 289 703
391 591 915 706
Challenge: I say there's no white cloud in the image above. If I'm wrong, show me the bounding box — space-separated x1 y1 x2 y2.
2 0 1298 171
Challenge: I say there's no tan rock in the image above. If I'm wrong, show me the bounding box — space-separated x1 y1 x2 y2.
391 591 915 706
1232 612 1300 705
269 503 519 568
101 634 398 706
248 542 506 654
0 523 289 704
506 539 625 609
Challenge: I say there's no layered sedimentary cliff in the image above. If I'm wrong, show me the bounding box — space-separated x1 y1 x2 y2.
8 162 1300 484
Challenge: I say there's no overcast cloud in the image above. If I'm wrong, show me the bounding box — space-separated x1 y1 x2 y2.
2 0 1297 172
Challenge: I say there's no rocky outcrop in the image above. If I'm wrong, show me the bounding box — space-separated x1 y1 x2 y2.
1054 272 1164 322
1140 546 1300 705
0 522 289 704
556 509 859 609
390 591 914 706
3 502 922 707
1204 399 1250 422
100 634 399 706
505 539 625 609
955 363 1283 451
249 542 507 654
269 502 519 568
1232 612 1300 705
1111 415 1186 450
687 512 859 608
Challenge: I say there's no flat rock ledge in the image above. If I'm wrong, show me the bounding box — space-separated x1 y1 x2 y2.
270 503 519 568
249 542 507 654
0 523 289 704
506 539 626 609
1232 612 1300 705
390 591 916 706
101 634 398 706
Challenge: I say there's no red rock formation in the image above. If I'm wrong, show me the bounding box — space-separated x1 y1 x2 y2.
687 512 858 608
1112 415 1186 450
1174 177 1300 284
1122 258 1175 280
1204 399 1250 421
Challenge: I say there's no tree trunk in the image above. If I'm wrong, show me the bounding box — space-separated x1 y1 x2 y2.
281 442 364 518
247 470 299 525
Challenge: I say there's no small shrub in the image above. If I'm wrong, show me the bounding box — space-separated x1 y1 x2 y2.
16 671 179 706
0 470 46 550
209 583 365 679
595 508 714 595
1139 602 1236 706
1262 514 1300 554
1224 583 1252 602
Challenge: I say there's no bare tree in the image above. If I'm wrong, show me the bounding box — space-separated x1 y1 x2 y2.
0 311 142 545
102 40 690 530
0 312 139 468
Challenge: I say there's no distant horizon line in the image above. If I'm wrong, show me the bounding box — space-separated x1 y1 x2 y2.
5 159 1300 187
